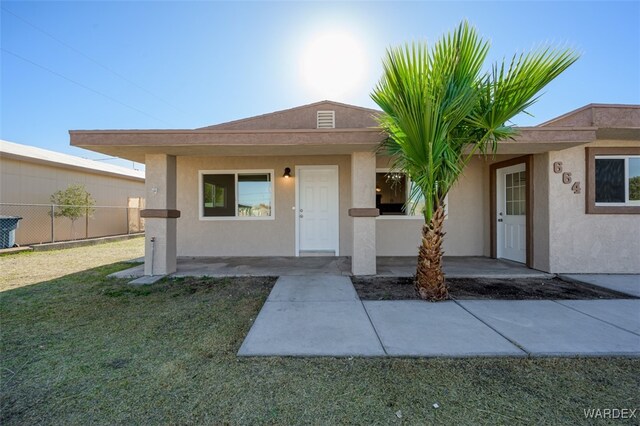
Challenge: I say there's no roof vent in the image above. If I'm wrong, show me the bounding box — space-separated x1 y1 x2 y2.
317 110 335 129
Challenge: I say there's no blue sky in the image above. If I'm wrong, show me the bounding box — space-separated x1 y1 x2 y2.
2 1 639 170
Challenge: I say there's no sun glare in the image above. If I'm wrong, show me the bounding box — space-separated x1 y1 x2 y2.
300 30 367 100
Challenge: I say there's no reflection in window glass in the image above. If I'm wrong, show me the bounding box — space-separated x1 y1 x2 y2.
237 174 271 217
629 158 640 201
407 180 426 217
376 172 408 215
595 159 625 203
204 183 225 208
202 174 235 216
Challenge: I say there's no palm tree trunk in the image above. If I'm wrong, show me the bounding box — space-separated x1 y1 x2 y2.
415 205 448 301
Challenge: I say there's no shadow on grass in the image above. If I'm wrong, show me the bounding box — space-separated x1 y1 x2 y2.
0 266 278 424
1 260 276 299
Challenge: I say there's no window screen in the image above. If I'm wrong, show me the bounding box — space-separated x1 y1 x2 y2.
595 159 625 203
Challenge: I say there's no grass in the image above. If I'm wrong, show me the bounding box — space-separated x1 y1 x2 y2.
0 237 144 291
1 245 639 424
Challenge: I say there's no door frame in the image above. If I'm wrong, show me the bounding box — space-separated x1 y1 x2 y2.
490 155 533 268
294 165 340 257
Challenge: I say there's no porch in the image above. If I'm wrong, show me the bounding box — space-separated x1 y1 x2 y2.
110 256 549 279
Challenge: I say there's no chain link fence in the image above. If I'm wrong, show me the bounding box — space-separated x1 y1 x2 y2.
0 198 145 247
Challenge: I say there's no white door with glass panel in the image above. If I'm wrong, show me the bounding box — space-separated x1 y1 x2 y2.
297 166 339 255
497 164 526 263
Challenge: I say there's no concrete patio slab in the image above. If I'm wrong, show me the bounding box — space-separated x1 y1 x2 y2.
267 275 358 302
459 300 640 356
128 275 165 285
109 264 144 278
238 300 385 357
561 274 640 297
174 256 351 277
363 301 525 357
110 255 552 280
376 256 551 278
555 300 640 335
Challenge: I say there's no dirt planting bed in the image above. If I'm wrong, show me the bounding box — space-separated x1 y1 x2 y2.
352 276 636 301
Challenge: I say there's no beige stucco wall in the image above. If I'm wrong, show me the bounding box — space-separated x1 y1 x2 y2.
176 155 353 257
177 155 497 258
545 140 640 273
375 157 488 256
174 145 639 273
0 157 145 244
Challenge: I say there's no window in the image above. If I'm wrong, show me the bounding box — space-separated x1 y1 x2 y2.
375 170 425 217
200 170 273 219
586 148 640 214
594 157 639 204
505 170 526 215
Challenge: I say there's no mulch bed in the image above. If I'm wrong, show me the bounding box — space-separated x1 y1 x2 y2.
351 276 636 301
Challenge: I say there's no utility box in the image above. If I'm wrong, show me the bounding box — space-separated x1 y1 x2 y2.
0 216 23 249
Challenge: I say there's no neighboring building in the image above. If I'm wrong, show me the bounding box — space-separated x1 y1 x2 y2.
69 101 639 275
0 140 145 244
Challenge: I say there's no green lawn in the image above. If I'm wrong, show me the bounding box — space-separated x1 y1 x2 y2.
1 259 639 424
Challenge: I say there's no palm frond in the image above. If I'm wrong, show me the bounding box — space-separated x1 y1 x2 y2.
371 21 579 224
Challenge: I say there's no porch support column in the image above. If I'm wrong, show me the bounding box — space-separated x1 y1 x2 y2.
349 151 378 275
141 154 179 276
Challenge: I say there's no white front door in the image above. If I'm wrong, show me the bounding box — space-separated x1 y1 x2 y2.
296 166 339 255
496 164 526 263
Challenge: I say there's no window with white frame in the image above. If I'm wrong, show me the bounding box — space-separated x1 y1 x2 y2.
201 170 273 218
594 156 640 206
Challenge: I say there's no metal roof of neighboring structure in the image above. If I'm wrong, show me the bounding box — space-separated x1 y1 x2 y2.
0 139 145 181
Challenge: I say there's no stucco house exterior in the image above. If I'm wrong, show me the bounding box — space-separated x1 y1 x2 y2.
0 140 145 245
69 101 639 275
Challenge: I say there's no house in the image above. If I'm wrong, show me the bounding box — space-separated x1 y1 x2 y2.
0 140 145 245
69 101 639 275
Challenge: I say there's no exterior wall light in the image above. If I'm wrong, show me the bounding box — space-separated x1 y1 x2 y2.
283 167 292 178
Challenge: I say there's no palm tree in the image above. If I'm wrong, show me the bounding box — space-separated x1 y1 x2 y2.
371 22 579 301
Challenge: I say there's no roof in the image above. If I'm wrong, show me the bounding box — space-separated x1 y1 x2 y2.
69 101 639 163
539 103 640 140
0 139 145 181
199 100 381 130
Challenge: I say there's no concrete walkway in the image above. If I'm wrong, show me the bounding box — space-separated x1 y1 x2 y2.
239 275 640 357
238 276 384 356
561 274 640 297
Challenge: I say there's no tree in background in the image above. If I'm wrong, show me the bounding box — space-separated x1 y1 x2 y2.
371 21 579 301
50 184 95 239
630 176 640 201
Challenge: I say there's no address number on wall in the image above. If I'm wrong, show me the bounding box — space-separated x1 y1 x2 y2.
553 162 581 194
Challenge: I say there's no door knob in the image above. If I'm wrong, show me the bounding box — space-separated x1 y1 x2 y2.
299 214 304 218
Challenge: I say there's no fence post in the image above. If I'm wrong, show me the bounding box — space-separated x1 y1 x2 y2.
85 195 89 239
50 204 55 243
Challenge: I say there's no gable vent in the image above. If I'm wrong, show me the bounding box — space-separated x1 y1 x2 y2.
317 110 335 129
